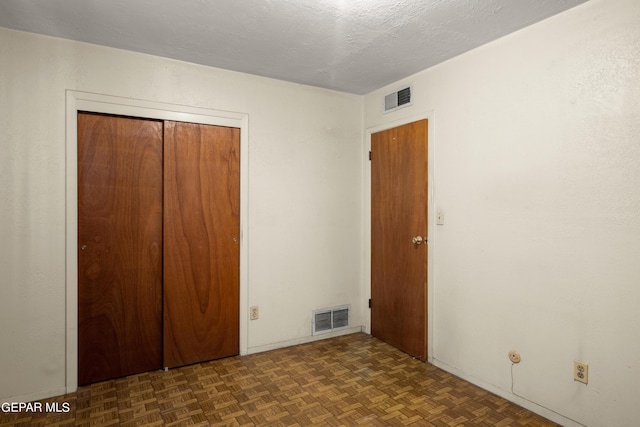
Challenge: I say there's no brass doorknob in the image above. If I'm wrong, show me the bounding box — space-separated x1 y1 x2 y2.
412 236 423 245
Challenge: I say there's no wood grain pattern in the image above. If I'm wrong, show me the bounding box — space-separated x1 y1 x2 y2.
77 113 163 385
163 121 240 368
0 334 560 427
371 119 428 360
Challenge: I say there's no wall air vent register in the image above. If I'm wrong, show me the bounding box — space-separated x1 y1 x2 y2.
384 85 412 112
312 305 350 335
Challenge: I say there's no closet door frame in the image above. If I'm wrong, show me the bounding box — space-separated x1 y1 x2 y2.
65 90 249 393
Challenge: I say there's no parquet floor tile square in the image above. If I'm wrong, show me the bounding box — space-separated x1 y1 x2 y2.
0 333 560 426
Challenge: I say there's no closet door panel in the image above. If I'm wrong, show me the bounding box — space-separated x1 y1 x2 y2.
77 113 163 385
163 121 240 368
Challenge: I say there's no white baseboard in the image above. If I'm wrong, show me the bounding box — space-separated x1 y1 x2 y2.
429 358 586 427
247 326 364 355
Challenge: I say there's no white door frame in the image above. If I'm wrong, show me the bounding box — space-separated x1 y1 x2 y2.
65 90 249 393
363 111 435 362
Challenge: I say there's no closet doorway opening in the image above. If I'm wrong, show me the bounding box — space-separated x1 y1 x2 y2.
66 91 249 392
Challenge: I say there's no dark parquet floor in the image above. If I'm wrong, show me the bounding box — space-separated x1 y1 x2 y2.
0 333 559 426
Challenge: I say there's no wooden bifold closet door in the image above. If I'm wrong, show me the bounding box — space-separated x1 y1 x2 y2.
163 121 240 368
78 113 164 385
78 113 240 385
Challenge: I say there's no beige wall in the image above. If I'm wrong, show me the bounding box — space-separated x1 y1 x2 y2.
0 27 364 401
364 0 640 426
2 0 639 425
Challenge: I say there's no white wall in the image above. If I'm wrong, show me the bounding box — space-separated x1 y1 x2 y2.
3 1 639 424
0 28 364 401
364 0 640 426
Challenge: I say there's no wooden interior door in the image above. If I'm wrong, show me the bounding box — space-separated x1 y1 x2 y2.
371 119 428 360
78 113 163 385
163 121 240 368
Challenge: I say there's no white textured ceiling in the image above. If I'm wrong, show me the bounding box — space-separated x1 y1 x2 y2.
0 0 588 94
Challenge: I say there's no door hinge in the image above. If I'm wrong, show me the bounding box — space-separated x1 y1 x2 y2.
368 298 372 308
369 151 371 161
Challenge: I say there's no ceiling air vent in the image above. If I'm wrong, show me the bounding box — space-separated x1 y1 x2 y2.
384 85 412 113
312 305 351 336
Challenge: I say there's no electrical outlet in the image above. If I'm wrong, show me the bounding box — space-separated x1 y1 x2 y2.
250 306 259 320
574 360 588 384
508 350 521 364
